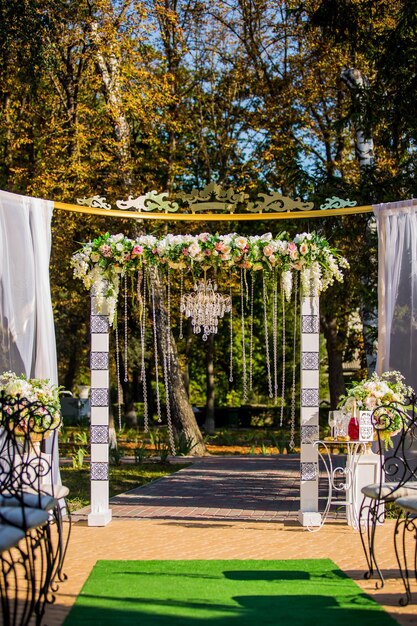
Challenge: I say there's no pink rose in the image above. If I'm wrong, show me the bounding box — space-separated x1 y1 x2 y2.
182 248 189 256
215 242 223 251
204 249 211 256
132 244 144 256
287 242 297 252
263 244 273 257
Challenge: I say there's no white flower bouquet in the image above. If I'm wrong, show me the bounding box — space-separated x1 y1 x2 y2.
0 371 62 435
338 370 414 447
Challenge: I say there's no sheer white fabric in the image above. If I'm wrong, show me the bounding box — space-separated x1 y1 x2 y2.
0 189 60 481
373 199 417 391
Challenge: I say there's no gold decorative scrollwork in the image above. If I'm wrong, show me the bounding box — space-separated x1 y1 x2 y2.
246 192 314 213
177 182 249 213
76 196 111 210
320 196 357 210
116 190 179 213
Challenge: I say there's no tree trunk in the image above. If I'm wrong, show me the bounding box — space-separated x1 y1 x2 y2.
321 314 346 408
204 333 215 434
340 68 374 170
90 20 133 189
152 270 208 456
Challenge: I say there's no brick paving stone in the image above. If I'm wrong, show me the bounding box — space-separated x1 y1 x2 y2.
43 454 417 626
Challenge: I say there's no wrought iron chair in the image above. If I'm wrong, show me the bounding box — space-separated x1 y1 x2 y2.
358 398 417 588
0 392 70 624
393 495 417 605
0 400 51 626
0 523 37 626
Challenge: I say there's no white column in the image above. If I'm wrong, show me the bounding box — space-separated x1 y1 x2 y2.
88 287 112 526
298 295 321 527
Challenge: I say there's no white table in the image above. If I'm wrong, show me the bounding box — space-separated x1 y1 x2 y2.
309 439 381 531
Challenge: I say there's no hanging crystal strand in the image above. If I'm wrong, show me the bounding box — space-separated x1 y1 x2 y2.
229 279 234 383
262 272 273 399
249 271 254 392
280 286 286 427
241 268 248 402
159 274 176 455
139 269 149 432
114 321 122 430
166 269 172 372
179 268 184 339
123 273 128 382
290 272 299 449
150 269 162 423
273 268 279 404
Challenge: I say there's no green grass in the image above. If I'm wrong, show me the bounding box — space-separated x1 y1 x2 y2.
60 463 190 512
63 559 398 626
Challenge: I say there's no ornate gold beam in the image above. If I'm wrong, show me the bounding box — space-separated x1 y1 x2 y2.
54 200 373 220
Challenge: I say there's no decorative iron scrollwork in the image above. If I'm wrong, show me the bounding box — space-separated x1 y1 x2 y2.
247 191 314 213
77 195 111 209
320 196 357 210
177 182 249 213
116 190 179 213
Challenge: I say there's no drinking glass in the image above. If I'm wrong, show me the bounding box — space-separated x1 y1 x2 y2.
328 411 336 438
334 410 346 437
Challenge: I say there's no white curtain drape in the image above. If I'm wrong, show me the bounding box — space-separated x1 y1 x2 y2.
373 199 417 391
0 189 60 480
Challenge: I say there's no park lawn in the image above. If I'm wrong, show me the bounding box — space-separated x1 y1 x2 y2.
60 463 190 512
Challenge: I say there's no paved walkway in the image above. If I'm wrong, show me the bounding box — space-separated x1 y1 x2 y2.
74 455 302 523
45 455 417 626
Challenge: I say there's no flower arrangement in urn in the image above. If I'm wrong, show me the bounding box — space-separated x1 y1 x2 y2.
338 370 414 447
0 371 62 435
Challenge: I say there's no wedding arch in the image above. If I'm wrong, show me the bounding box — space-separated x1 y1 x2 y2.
71 184 351 527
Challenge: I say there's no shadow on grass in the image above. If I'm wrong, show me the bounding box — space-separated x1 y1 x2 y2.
63 592 399 626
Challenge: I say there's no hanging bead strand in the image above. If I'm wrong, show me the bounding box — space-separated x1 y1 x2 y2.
114 321 122 430
179 269 184 340
262 272 273 399
290 272 299 450
123 273 128 383
240 268 248 403
280 286 286 427
229 279 234 383
249 271 254 392
166 269 172 372
159 272 176 455
150 269 162 423
273 269 279 404
139 269 149 432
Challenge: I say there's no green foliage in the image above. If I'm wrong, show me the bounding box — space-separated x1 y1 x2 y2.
71 447 87 469
74 430 89 446
148 429 171 463
133 441 149 465
109 446 124 466
60 463 190 512
174 431 198 456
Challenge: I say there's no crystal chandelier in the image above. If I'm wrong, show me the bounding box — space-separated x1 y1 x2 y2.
181 278 232 340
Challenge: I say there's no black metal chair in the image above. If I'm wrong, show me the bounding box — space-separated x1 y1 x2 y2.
392 495 417 605
0 392 71 624
358 398 417 588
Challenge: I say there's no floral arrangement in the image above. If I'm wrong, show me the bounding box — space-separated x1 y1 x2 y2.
338 371 414 444
0 371 62 433
71 231 349 323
